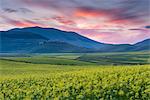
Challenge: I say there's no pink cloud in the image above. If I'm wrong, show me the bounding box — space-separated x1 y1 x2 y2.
52 16 76 25
2 16 44 27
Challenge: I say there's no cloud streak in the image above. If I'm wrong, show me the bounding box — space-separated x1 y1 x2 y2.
1 15 44 27
3 8 17 13
2 7 33 14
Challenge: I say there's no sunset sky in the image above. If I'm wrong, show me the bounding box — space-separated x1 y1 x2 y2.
0 0 149 44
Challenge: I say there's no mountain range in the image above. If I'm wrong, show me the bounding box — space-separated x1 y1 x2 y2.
0 27 150 53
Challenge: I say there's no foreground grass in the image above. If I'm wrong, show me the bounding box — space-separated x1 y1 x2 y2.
0 60 150 100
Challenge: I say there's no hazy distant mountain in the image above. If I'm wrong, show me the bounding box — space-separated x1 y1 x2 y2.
0 27 149 53
98 39 150 52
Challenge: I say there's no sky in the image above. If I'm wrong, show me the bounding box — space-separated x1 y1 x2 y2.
0 0 150 44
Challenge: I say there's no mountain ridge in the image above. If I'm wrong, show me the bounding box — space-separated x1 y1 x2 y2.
0 27 149 53
7 26 105 49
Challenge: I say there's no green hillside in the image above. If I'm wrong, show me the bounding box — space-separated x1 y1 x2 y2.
1 51 150 65
77 52 150 65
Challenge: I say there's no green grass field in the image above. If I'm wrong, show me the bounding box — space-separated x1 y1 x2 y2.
0 52 150 99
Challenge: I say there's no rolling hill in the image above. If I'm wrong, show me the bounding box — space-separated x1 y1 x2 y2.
132 39 150 51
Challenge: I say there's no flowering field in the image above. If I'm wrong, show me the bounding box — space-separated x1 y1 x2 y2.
0 59 149 100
